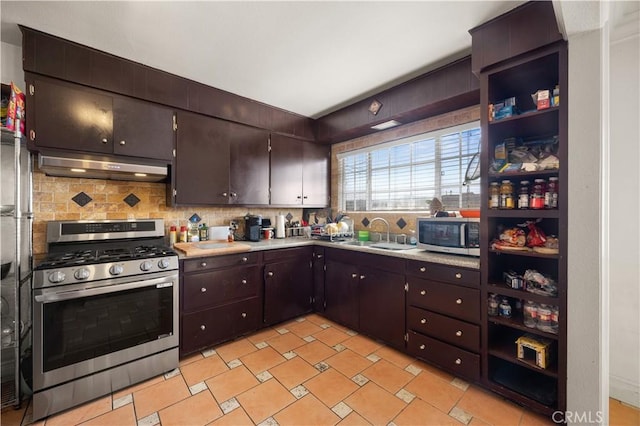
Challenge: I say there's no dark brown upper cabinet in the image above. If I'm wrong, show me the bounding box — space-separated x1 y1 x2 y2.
269 134 329 207
174 112 269 206
26 74 175 161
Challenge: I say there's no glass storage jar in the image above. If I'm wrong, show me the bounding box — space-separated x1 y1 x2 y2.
531 179 546 209
489 182 500 209
518 181 530 209
523 301 538 328
499 180 515 209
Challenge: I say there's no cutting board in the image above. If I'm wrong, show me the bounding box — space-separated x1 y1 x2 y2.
173 241 252 257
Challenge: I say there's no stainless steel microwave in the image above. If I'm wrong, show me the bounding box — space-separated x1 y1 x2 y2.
416 217 480 256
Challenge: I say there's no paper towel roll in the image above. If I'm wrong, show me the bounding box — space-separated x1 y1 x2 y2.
275 215 285 238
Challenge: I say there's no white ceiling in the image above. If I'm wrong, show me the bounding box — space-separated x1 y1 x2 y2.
0 1 525 118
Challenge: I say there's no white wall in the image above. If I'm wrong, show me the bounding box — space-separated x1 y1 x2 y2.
0 41 25 88
609 9 640 408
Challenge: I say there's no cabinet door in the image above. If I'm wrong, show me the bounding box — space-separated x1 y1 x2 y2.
29 77 113 153
302 142 330 206
229 123 269 205
312 247 325 312
359 268 405 349
324 260 359 330
113 96 175 161
175 112 230 205
270 133 303 205
264 257 313 325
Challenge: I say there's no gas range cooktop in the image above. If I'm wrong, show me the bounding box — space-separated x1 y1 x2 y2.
36 245 176 269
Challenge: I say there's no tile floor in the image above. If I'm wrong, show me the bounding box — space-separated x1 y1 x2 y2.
2 314 639 426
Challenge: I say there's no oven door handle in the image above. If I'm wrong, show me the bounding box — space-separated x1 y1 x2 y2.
34 276 175 303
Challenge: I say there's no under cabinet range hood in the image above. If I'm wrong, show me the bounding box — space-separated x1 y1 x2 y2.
38 152 168 182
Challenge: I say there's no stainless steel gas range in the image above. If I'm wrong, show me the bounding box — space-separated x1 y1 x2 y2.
32 219 179 420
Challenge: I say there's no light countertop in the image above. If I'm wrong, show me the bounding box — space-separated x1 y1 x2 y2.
177 237 480 270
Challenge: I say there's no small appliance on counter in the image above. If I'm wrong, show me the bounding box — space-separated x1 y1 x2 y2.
244 214 262 242
416 217 480 256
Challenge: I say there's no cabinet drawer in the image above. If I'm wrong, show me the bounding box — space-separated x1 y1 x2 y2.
183 252 260 273
405 260 479 287
262 246 312 262
180 297 262 355
407 306 480 352
182 265 261 312
407 331 480 382
407 279 480 323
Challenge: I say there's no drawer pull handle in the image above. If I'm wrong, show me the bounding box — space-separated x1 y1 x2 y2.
456 298 463 305
352 273 358 279
456 330 463 337
200 325 206 330
201 287 207 293
455 358 462 365
360 275 366 280
268 271 274 277
200 262 207 267
419 267 426 272
119 140 126 146
241 279 247 284
241 312 247 318
420 290 427 296
241 257 248 262
455 273 462 279
101 138 108 144
419 344 426 350
420 318 427 324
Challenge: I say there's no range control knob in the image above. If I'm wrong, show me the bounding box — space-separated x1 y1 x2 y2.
140 261 153 271
74 268 90 280
48 271 66 284
109 265 124 276
158 259 171 269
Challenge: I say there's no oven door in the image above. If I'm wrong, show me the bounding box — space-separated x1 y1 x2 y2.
32 271 179 391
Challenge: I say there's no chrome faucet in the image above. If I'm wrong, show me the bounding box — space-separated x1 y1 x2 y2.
369 217 390 243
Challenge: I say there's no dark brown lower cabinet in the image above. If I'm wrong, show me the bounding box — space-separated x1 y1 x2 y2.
407 331 480 382
180 252 263 356
358 265 405 350
263 247 314 326
324 257 360 331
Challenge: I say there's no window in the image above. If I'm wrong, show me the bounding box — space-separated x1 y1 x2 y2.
338 122 481 212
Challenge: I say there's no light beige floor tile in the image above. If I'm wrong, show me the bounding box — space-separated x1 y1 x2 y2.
180 354 230 386
236 379 296 424
361 359 414 394
404 369 464 414
344 382 406 425
455 385 523 426
44 396 111 426
326 349 372 378
78 404 136 426
240 346 286 375
206 365 260 404
304 368 360 408
132 375 191 420
269 356 319 389
215 338 258 363
158 389 223 425
393 398 462 426
274 394 340 426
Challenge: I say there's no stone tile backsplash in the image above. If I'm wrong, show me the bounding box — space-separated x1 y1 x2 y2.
32 169 301 255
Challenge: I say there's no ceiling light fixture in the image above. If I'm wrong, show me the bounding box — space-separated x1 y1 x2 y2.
371 120 401 131
134 173 148 177
70 168 86 173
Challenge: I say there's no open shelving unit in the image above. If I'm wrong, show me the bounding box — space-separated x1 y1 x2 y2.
479 41 568 416
1 82 33 409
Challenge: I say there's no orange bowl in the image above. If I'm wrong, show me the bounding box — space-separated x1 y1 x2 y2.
460 209 480 218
